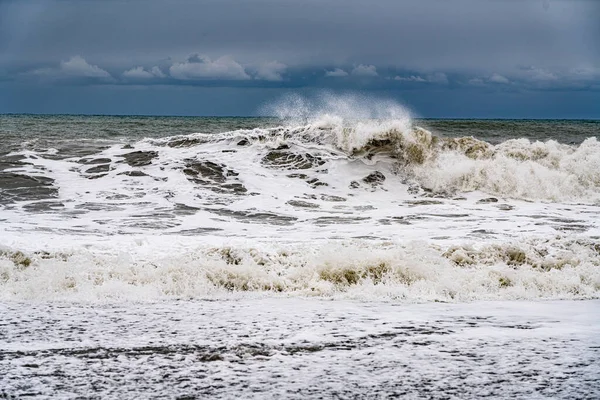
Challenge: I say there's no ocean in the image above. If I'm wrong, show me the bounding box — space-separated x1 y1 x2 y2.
1 105 599 398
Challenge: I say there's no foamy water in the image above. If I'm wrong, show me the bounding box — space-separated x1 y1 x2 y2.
1 299 599 398
1 100 599 397
1 99 600 302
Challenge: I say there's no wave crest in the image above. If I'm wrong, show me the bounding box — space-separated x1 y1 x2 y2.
149 116 600 201
1 238 599 302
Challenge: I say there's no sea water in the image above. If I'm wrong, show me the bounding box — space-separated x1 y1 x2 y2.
1 96 599 398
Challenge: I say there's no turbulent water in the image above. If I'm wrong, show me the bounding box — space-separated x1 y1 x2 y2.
1 99 600 398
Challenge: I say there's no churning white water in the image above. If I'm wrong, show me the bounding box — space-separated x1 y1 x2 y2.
1 98 599 398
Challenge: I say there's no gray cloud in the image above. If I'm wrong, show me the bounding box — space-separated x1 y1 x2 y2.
254 61 288 81
393 72 448 84
325 68 349 78
488 73 510 84
10 55 599 93
468 73 510 86
123 66 166 80
351 65 378 77
519 66 559 82
425 73 448 84
2 0 597 73
29 55 113 81
169 55 251 81
394 75 427 83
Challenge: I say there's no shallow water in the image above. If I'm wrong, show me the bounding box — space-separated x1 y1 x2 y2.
1 299 599 399
1 108 599 397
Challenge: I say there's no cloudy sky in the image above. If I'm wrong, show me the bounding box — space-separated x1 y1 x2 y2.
0 0 598 117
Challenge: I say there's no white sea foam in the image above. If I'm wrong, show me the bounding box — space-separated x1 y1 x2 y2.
1 236 598 302
1 96 599 303
3 298 599 397
410 137 600 201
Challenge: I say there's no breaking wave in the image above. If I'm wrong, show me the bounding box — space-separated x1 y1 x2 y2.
1 237 599 302
149 101 600 202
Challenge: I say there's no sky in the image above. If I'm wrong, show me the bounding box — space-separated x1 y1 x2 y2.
0 0 599 118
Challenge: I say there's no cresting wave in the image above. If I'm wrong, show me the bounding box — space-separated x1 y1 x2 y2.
1 237 599 302
146 111 600 202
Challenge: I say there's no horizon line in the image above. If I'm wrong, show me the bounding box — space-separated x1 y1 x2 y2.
1 112 599 121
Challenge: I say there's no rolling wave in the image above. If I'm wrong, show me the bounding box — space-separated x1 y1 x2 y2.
1 237 598 301
144 114 600 202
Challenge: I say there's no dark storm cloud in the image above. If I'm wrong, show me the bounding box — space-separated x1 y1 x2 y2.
9 54 599 93
1 0 598 69
0 0 598 116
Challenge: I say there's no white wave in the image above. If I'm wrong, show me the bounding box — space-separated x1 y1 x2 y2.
258 93 414 153
411 137 600 201
1 237 598 302
142 94 600 202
